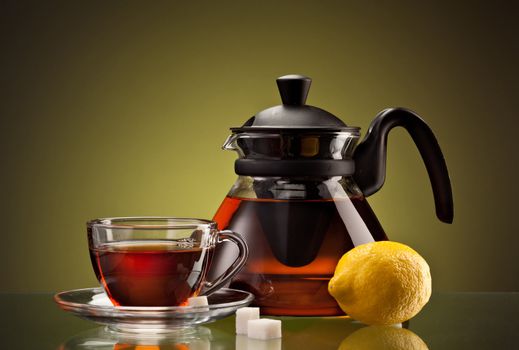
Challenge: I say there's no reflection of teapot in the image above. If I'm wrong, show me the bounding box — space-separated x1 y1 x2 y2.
211 75 453 316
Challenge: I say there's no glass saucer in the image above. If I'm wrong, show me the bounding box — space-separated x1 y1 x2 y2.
54 287 253 333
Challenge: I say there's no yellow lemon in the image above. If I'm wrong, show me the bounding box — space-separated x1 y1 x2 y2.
339 325 429 350
328 241 431 325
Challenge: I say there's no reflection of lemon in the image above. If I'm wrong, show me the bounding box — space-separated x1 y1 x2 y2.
339 326 429 350
328 241 431 325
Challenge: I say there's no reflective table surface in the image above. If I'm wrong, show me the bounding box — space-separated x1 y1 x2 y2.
1 292 517 349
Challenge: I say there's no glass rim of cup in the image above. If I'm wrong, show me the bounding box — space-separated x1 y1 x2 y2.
87 217 217 230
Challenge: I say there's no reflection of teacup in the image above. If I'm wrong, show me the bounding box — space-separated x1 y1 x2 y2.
59 326 214 350
338 325 429 350
87 217 248 306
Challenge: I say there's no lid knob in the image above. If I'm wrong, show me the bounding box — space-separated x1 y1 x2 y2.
276 74 312 106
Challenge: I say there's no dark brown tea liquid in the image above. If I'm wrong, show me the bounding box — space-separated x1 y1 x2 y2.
212 196 387 316
90 241 213 306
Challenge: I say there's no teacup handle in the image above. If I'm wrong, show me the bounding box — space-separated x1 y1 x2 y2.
202 230 249 295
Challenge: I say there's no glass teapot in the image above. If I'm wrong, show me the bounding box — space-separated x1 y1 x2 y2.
211 75 453 316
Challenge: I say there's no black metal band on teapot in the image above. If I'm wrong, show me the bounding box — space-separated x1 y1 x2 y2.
234 159 355 176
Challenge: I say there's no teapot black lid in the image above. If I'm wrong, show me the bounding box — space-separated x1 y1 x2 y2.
231 75 354 132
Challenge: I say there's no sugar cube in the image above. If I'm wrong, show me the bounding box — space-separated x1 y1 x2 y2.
247 319 282 340
90 292 113 306
236 307 260 334
187 296 209 311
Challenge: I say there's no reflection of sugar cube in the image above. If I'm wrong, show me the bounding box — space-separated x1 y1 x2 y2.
236 335 282 350
189 339 211 350
236 335 248 350
247 319 282 340
236 307 260 334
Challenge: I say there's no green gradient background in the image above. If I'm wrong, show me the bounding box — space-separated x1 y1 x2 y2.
1 1 518 292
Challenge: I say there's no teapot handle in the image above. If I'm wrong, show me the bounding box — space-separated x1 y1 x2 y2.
353 107 454 223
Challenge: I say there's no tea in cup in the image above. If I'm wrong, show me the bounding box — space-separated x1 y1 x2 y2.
87 217 248 306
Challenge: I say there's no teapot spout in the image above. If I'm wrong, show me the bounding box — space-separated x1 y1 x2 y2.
222 134 238 151
353 108 454 223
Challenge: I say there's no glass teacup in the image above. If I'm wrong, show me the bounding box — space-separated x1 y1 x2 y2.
87 217 248 307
